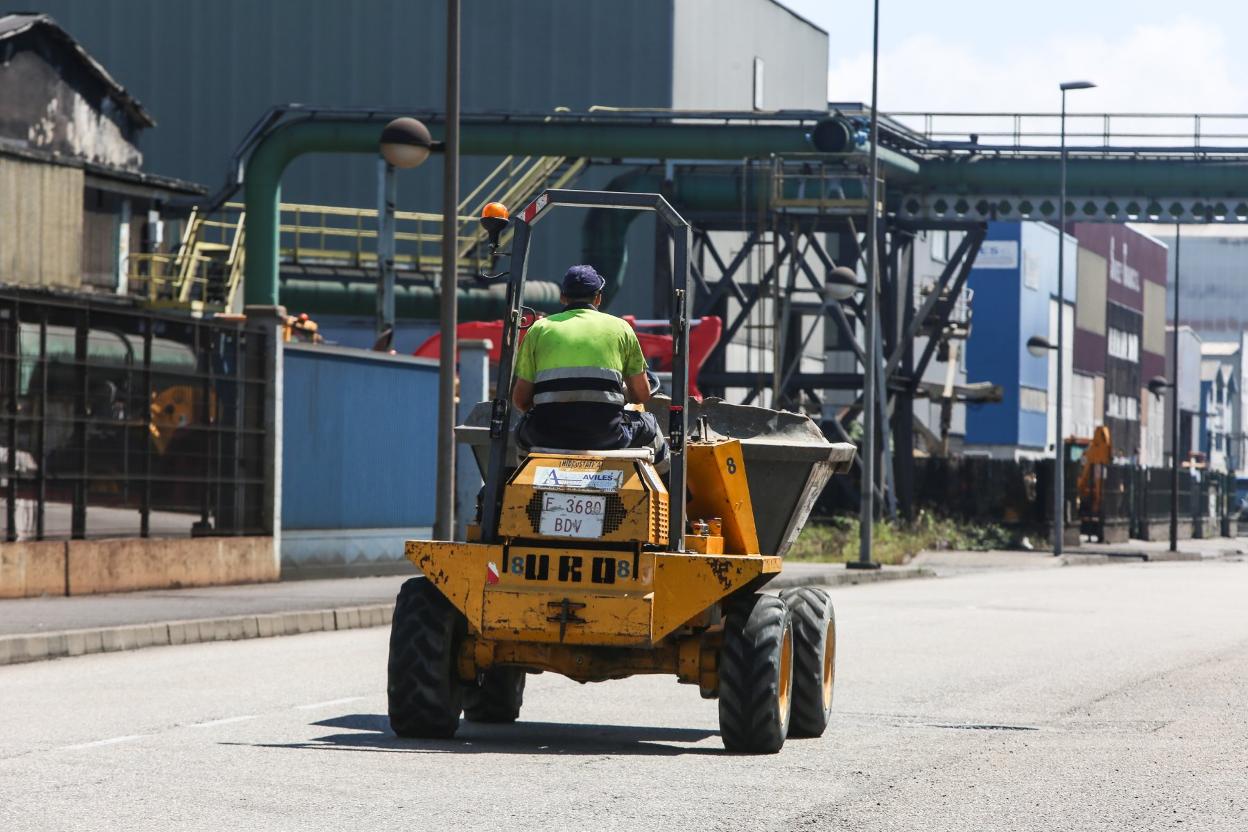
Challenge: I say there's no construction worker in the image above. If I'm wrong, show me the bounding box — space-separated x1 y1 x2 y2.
512 264 669 472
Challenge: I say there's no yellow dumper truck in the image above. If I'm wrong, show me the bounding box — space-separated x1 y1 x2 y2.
389 190 855 753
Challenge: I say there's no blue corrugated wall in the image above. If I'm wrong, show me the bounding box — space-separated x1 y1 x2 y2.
966 222 1024 446
282 345 438 531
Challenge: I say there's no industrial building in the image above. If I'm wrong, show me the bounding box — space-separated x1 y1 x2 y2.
960 221 1076 460
0 13 202 296
26 0 829 335
1069 222 1168 465
1150 226 1248 342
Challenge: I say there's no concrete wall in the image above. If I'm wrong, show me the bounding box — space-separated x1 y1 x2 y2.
0 536 277 598
0 155 83 289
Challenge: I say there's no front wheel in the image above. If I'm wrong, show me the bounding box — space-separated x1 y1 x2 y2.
780 587 836 738
717 593 794 754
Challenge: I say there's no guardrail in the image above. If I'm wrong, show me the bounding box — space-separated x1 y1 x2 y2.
890 111 1248 152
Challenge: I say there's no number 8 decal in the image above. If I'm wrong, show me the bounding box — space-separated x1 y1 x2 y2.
726 457 737 474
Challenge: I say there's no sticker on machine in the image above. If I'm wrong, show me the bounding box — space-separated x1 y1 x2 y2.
533 466 622 492
486 561 501 584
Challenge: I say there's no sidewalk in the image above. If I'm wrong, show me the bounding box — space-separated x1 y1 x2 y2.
0 561 930 666
910 536 1247 575
1070 536 1247 560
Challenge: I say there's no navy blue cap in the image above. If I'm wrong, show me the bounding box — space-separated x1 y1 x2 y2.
561 264 606 298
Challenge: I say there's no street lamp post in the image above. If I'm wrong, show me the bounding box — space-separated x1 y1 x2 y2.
1055 79 1095 556
1169 223 1181 551
852 0 883 571
436 0 462 541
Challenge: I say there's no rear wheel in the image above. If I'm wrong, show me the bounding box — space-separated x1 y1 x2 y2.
717 593 794 754
463 668 526 723
780 587 836 738
387 577 465 739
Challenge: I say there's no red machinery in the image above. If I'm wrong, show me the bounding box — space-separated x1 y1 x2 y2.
413 314 722 400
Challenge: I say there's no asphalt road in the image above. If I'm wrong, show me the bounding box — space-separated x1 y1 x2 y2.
2 560 1245 832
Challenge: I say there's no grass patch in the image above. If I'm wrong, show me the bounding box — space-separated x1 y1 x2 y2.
787 511 1014 565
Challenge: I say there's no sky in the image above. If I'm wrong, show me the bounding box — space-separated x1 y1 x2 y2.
779 0 1248 114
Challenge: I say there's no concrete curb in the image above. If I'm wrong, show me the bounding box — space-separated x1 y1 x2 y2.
0 603 394 667
769 566 935 589
1062 550 1208 565
0 566 936 667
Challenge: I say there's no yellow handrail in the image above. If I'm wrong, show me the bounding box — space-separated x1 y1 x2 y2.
133 151 587 312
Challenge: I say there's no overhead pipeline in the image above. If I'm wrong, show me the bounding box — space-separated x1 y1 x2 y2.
908 155 1248 198
278 276 564 320
242 112 897 309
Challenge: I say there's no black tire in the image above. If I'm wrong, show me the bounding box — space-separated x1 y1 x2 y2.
463 668 526 723
387 577 465 739
718 593 794 754
780 587 836 738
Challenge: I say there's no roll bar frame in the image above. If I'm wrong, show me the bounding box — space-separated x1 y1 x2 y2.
478 189 691 552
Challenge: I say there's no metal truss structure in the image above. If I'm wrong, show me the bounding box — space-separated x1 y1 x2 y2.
664 158 990 520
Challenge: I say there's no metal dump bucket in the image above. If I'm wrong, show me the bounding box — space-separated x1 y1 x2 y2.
457 397 855 559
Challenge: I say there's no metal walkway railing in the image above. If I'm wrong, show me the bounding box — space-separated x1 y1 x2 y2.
888 111 1248 154
129 152 586 312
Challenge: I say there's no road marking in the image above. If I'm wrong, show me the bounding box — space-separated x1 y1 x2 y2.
293 696 363 711
188 715 259 729
58 734 144 751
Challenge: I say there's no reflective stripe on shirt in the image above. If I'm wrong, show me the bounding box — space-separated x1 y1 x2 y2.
532 365 626 406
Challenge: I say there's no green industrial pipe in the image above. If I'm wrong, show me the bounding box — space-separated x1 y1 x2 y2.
278 277 563 320
908 156 1248 197
242 114 905 307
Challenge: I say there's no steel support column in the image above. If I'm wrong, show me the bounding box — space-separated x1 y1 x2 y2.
375 160 397 336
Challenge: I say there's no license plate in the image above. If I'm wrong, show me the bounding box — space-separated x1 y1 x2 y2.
539 492 606 538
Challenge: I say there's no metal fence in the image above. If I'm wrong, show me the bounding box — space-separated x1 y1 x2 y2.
816 454 1237 542
0 290 273 540
816 455 1067 537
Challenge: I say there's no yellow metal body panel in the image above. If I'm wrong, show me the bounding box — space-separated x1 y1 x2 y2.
686 439 760 555
406 541 780 647
481 588 652 645
406 541 494 626
651 553 781 640
498 454 668 545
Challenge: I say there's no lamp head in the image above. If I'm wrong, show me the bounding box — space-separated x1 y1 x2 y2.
826 265 863 301
1060 80 1096 91
379 117 433 169
1026 335 1055 358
